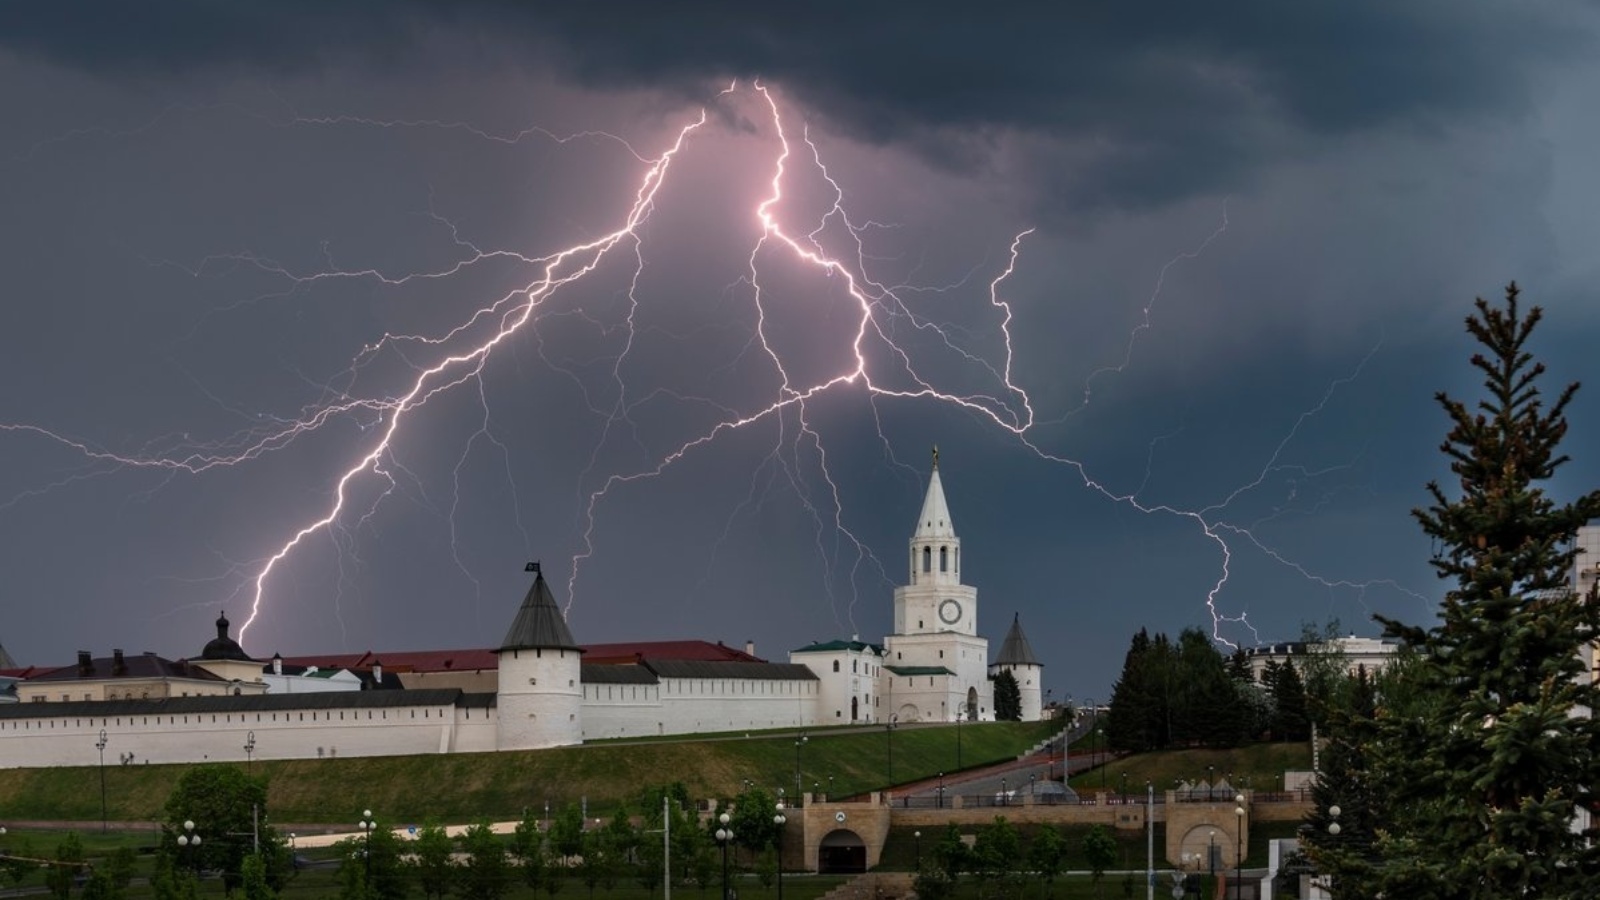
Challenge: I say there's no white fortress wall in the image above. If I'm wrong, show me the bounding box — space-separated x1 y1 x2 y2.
0 691 487 769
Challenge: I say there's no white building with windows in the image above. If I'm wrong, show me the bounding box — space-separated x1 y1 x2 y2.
0 452 1041 768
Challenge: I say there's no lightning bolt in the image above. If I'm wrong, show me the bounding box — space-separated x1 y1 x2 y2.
2 82 1413 652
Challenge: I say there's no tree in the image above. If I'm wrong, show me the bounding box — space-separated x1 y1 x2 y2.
993 670 1022 721
1105 628 1163 752
240 853 274 900
456 821 509 900
2 836 38 890
1026 825 1066 897
163 765 274 895
1300 664 1386 894
365 819 411 900
576 830 612 900
549 805 585 865
724 788 783 853
414 822 457 900
149 849 199 900
1265 659 1310 742
1081 825 1117 899
1358 286 1600 898
45 832 85 900
971 816 1019 898
930 824 969 886
1172 627 1246 747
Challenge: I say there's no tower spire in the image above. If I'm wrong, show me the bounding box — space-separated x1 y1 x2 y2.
914 453 956 540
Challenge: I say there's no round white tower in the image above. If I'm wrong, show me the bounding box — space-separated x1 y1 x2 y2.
496 562 584 750
992 613 1043 722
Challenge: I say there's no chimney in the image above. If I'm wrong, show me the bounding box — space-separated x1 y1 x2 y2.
744 640 756 657
77 650 93 676
372 658 383 686
112 649 126 676
272 653 283 676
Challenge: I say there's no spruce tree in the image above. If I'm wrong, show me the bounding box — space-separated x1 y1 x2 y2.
1360 285 1600 897
1105 628 1163 751
994 670 1022 721
1267 659 1310 742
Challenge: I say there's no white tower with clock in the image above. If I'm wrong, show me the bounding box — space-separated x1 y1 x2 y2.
881 449 994 723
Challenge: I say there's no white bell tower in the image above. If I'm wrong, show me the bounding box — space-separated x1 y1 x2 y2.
884 448 992 723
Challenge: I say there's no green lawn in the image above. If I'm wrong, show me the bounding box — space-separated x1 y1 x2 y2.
0 721 1058 825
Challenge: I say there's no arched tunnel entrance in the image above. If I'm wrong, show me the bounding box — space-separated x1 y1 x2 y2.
818 829 867 874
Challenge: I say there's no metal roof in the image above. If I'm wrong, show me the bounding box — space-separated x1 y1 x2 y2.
643 659 818 681
498 568 581 653
199 612 254 662
993 613 1040 667
789 639 884 655
884 665 956 676
26 654 225 684
581 664 660 685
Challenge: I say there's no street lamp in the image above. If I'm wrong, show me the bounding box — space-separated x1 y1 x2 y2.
1234 794 1245 900
177 820 202 875
937 772 945 810
1000 777 1008 807
793 735 808 802
773 804 787 900
244 731 256 773
885 718 897 785
955 710 963 768
359 809 375 884
1209 829 1217 884
715 812 734 900
95 729 108 832
1062 698 1071 787
914 831 921 871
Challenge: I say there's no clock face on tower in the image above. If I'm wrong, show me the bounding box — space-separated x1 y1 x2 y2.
938 599 963 625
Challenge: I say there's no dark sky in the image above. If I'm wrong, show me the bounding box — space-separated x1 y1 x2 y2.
3 2 1598 701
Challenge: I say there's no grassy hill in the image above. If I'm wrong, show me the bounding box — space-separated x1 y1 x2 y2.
1069 742 1313 797
0 720 1058 824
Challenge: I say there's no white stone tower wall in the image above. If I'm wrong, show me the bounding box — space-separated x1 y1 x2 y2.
496 646 582 749
999 662 1043 721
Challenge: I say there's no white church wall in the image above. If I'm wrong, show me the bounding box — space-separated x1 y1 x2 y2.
791 647 881 725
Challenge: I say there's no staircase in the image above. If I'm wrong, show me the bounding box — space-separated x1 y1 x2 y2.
815 872 918 900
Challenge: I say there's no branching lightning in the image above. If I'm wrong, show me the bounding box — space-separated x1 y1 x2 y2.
1 82 1416 652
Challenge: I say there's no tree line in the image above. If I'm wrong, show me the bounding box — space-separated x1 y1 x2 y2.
1101 624 1320 753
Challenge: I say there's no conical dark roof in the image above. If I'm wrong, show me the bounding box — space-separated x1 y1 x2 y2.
200 612 254 661
994 613 1040 667
0 641 16 670
498 566 581 652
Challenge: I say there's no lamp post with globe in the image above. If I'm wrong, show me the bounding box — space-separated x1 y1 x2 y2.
715 812 734 900
773 805 787 900
358 809 375 884
177 820 203 876
1233 795 1246 900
